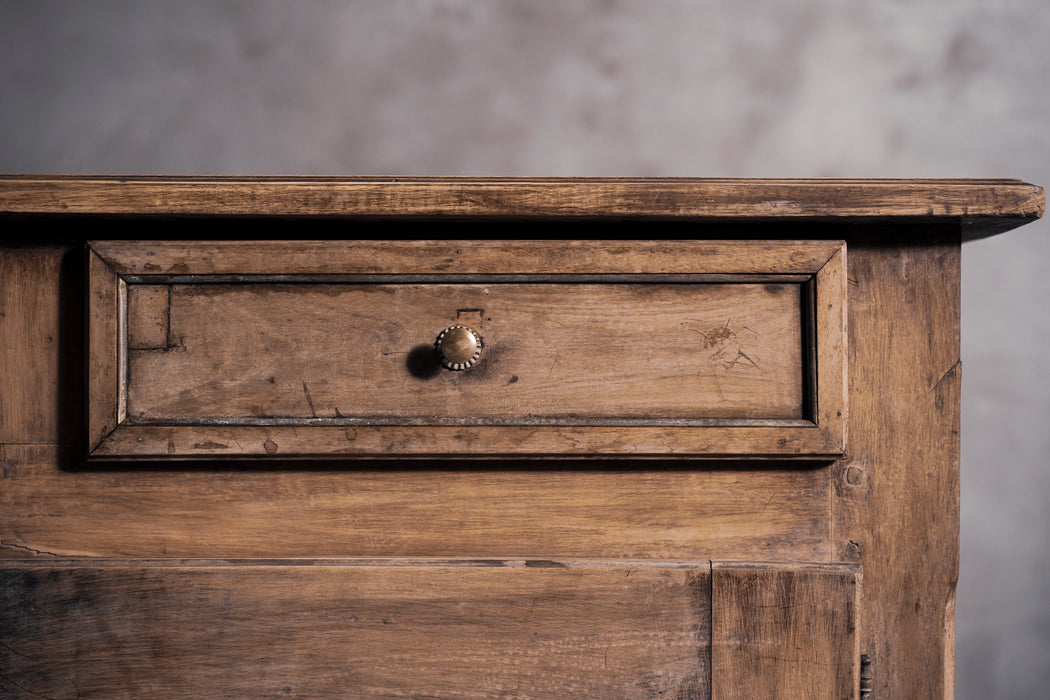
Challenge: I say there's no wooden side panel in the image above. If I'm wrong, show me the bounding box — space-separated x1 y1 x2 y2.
0 562 710 699
0 247 64 443
712 563 860 700
0 445 830 561
832 235 961 699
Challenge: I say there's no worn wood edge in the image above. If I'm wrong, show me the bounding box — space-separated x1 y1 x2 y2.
89 239 845 276
89 424 847 459
710 561 861 574
1 178 1042 231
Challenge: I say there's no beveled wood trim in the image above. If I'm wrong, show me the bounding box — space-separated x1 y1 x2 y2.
90 239 844 276
815 244 847 451
2 178 1043 237
90 423 846 459
86 249 121 453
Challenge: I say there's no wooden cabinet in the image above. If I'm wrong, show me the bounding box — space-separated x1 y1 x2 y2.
1 177 1043 698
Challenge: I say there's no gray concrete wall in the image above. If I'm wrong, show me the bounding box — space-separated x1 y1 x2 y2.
2 2 1047 696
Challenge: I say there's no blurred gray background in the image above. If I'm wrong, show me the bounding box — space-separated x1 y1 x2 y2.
1 2 1047 696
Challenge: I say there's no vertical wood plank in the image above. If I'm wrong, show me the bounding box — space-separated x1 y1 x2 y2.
0 247 63 443
832 231 961 699
711 563 860 700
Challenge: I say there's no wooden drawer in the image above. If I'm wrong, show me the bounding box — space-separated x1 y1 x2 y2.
87 239 846 459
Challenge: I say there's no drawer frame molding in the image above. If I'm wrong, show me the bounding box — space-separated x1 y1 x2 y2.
86 240 846 460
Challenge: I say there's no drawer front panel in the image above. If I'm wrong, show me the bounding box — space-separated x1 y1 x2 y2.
87 240 846 459
127 282 803 423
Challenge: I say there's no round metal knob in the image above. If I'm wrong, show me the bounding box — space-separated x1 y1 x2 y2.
435 325 483 370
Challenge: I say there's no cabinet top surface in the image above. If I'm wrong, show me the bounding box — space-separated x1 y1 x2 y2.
0 176 1042 238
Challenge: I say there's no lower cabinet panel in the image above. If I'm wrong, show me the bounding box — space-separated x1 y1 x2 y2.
0 560 858 699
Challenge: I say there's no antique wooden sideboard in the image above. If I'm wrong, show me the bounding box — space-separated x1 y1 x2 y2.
0 177 1043 698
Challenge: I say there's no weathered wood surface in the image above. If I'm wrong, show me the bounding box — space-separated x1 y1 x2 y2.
0 445 830 560
127 282 804 423
832 234 962 699
0 561 712 699
711 562 860 700
126 283 169 349
0 560 861 699
1 177 1043 238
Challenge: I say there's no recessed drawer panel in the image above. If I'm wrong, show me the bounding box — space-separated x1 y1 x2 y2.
87 240 846 459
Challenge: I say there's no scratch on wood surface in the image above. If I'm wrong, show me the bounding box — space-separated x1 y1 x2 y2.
192 441 229 450
0 541 60 557
0 638 38 661
302 381 317 418
930 360 961 392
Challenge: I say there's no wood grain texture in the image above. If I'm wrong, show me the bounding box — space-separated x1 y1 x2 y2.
127 282 804 422
1 177 1043 238
92 239 843 276
0 561 711 699
0 445 831 560
0 247 63 443
126 284 169 349
832 233 961 699
711 563 860 700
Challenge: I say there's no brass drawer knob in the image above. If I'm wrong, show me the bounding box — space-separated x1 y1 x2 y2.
435 325 483 370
